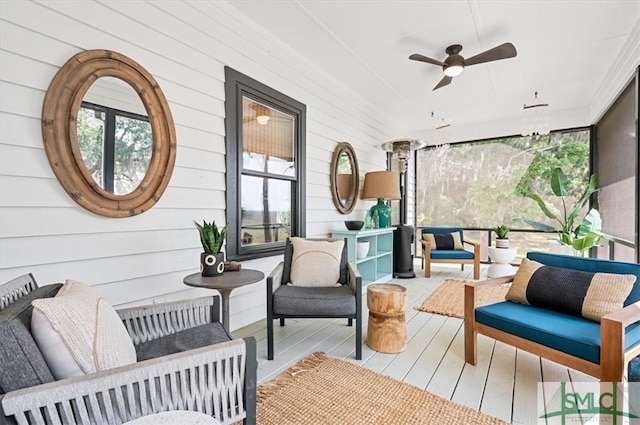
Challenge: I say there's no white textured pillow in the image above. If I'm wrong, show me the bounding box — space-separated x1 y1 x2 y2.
31 279 136 379
289 238 344 287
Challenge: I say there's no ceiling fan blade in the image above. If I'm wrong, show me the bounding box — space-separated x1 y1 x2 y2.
433 76 452 90
409 53 445 67
464 42 517 66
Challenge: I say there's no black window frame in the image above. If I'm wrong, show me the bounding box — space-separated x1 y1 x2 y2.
224 67 306 261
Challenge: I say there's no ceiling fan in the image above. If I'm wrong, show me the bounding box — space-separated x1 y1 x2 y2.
409 42 517 90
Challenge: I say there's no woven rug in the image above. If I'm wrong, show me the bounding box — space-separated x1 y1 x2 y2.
415 279 509 319
256 352 508 425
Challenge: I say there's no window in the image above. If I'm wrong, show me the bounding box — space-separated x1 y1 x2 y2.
224 68 306 260
77 102 152 195
415 129 591 254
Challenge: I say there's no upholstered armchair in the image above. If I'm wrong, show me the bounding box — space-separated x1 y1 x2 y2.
0 273 257 425
266 237 362 360
421 227 480 280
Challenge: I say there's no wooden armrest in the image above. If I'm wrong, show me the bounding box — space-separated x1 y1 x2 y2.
465 275 515 290
602 300 640 327
464 276 513 322
600 300 640 380
463 239 480 248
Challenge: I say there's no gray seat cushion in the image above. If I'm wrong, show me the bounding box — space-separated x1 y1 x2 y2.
135 322 232 362
273 285 356 317
0 284 62 394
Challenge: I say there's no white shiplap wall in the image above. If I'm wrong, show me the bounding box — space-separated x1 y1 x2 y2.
0 0 400 330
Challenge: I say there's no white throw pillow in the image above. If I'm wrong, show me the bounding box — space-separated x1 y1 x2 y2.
289 238 344 287
31 279 137 380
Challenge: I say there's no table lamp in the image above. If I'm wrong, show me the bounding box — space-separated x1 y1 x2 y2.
361 171 401 228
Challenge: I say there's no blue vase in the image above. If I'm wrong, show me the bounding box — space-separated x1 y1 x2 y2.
369 198 391 228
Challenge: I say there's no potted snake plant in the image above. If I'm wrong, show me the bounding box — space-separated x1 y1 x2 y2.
195 219 227 276
493 224 511 249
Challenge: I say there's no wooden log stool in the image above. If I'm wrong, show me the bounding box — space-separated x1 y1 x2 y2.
366 283 408 353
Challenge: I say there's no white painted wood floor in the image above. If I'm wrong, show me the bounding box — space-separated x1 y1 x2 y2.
232 261 596 425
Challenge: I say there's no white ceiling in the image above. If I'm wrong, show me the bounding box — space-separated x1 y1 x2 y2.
227 0 640 144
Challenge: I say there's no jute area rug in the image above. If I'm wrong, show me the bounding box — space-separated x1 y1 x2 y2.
415 279 510 319
256 352 508 425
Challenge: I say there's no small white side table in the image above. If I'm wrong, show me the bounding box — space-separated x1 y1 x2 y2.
487 247 516 278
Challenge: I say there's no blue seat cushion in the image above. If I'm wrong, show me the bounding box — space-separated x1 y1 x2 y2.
629 355 640 382
273 285 356 317
476 301 640 364
430 250 474 260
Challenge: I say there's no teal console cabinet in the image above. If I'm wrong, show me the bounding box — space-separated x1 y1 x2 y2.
331 228 394 287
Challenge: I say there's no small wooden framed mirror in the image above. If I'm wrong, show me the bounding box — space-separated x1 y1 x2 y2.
330 142 359 214
42 49 176 217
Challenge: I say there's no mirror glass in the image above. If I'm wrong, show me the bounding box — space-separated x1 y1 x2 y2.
336 151 353 204
78 77 152 195
330 142 359 214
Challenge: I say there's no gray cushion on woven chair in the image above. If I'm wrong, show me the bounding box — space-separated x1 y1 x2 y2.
0 284 62 394
135 322 232 362
273 285 356 316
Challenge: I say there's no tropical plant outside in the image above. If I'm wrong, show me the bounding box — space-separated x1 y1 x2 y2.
523 168 601 256
415 129 591 256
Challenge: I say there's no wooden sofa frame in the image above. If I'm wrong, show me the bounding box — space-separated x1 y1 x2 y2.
464 275 640 382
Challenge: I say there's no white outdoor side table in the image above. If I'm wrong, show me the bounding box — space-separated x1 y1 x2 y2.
487 247 516 278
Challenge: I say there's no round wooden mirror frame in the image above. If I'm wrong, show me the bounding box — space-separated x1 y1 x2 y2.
330 142 360 214
42 49 176 217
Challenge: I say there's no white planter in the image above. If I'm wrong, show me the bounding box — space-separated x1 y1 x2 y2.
548 240 574 255
495 238 510 249
357 241 370 259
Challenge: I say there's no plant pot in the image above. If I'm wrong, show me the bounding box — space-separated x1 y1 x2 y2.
201 252 225 276
495 238 510 249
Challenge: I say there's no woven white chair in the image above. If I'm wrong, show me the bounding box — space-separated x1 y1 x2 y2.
0 274 257 425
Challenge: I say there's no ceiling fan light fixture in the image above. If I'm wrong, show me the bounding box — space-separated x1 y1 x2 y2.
443 54 465 77
256 114 270 125
443 65 464 77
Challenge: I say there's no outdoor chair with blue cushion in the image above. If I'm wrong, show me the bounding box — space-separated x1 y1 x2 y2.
266 237 362 360
421 227 480 280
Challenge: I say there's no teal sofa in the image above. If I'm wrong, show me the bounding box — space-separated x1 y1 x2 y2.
464 252 640 381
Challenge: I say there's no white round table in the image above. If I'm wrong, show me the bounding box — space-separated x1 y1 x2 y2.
487 247 516 278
